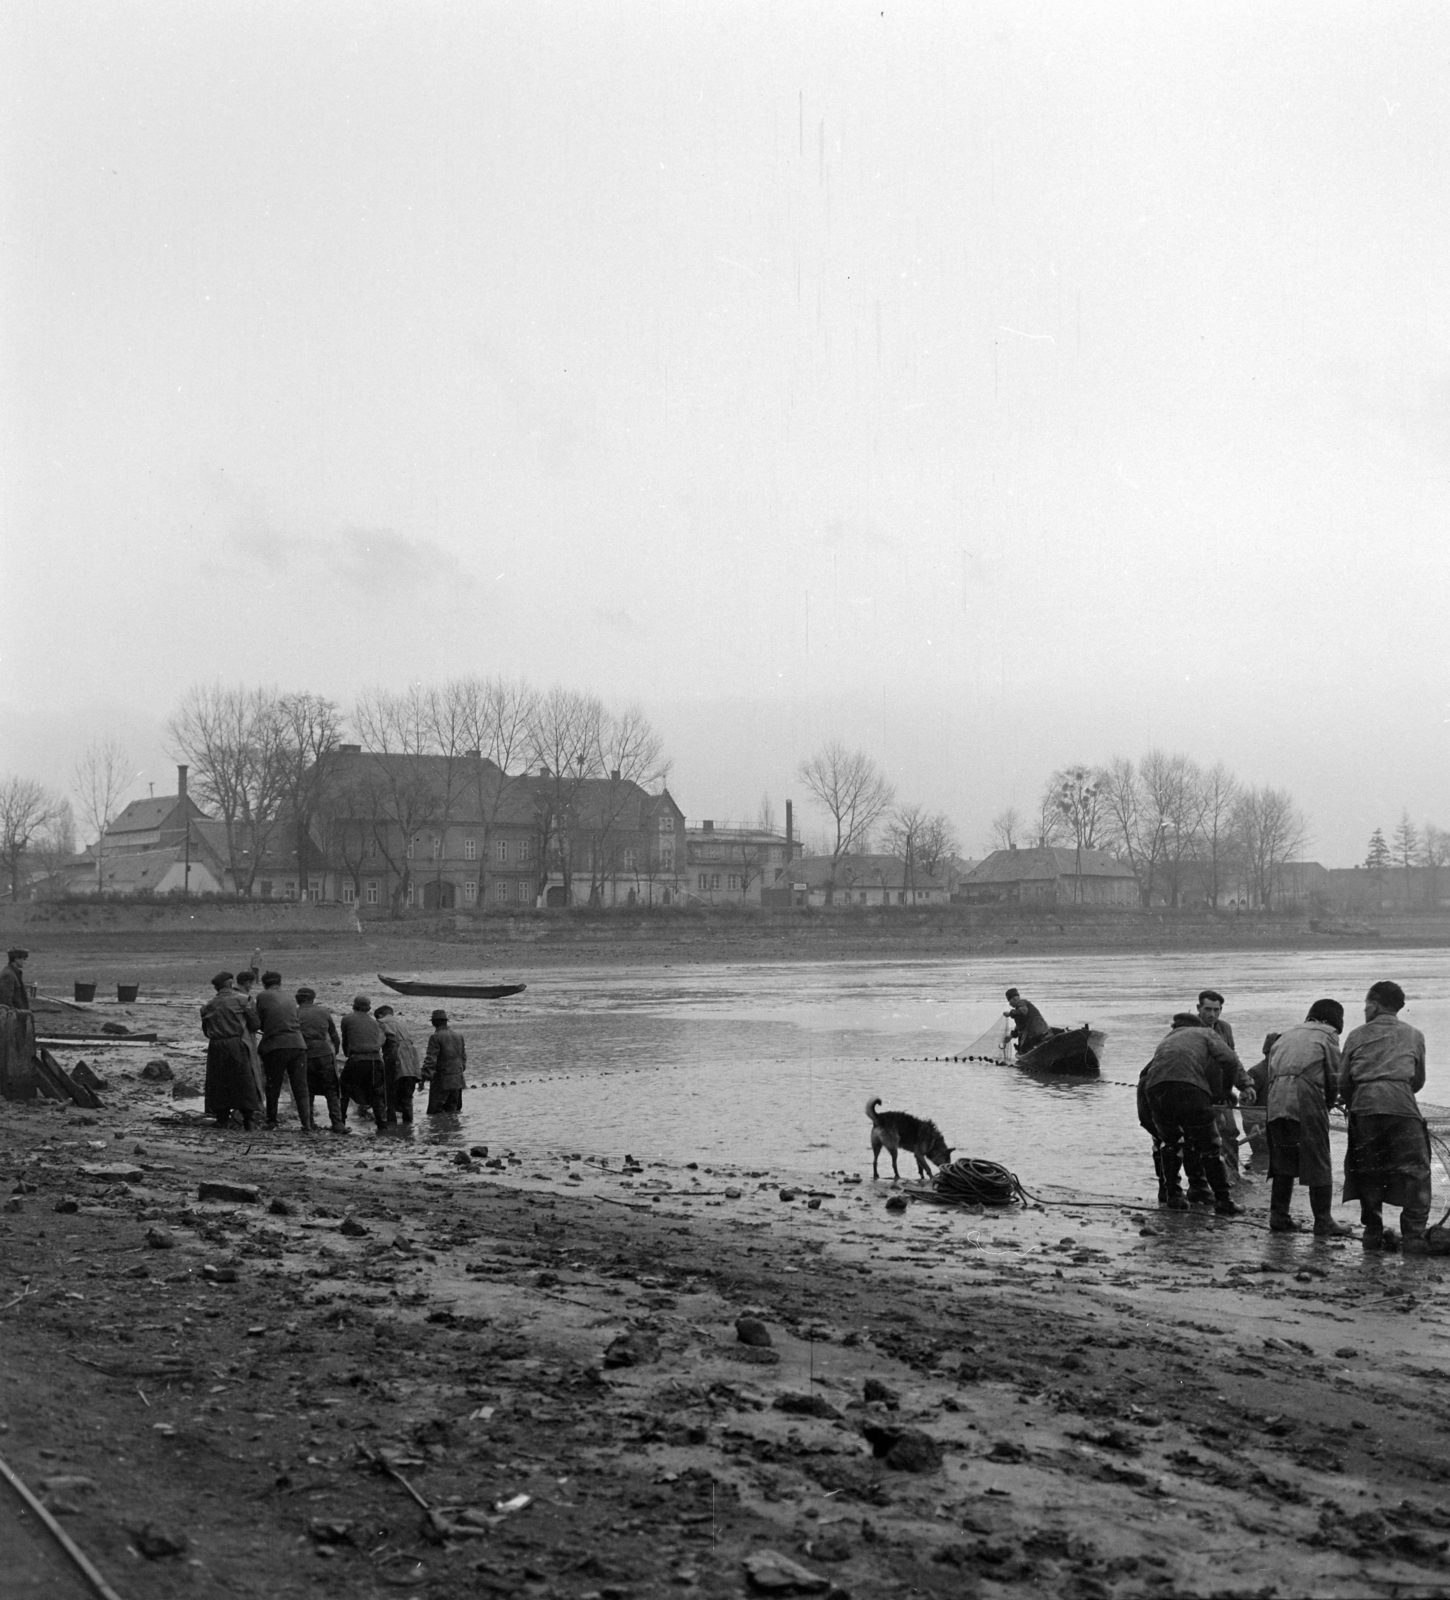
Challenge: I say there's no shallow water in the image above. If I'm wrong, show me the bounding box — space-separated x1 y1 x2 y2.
335 947 1450 1202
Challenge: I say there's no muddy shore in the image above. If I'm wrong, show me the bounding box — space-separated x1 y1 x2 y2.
7 970 1450 1597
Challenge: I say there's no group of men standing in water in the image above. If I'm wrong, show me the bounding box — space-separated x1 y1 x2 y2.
199 965 469 1135
1137 979 1431 1250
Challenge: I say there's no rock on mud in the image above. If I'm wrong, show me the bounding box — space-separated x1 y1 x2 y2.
736 1316 772 1347
198 1181 259 1204
743 1549 830 1592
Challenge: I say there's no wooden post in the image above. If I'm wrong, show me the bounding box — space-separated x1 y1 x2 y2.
0 1007 38 1100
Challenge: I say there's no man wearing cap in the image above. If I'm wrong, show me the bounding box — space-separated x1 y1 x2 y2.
255 970 312 1132
1003 988 1051 1053
232 965 265 1100
375 1004 424 1126
1140 1013 1244 1215
423 1010 468 1115
1266 999 1352 1236
200 972 264 1130
296 988 345 1133
1339 980 1431 1252
0 947 30 1010
339 995 388 1132
1197 988 1248 1180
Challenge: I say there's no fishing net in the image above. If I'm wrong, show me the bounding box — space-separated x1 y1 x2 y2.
956 1016 1013 1065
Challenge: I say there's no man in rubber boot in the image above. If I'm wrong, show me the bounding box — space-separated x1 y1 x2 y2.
1339 980 1430 1253
1266 999 1352 1236
255 970 312 1131
1142 1013 1245 1216
1197 988 1248 1181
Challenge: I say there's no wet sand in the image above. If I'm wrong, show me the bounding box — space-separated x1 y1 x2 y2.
7 990 1450 1598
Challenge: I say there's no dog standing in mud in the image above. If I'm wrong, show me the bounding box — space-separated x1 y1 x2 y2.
866 1096 954 1180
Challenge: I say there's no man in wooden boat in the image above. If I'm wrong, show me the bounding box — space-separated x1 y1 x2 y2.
1265 999 1351 1235
1003 989 1052 1054
1140 1013 1245 1215
1338 980 1431 1253
423 1009 468 1115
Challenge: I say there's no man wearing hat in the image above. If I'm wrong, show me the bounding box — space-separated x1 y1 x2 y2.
296 987 345 1133
423 1009 468 1115
0 947 30 1010
339 994 388 1132
199 972 264 1130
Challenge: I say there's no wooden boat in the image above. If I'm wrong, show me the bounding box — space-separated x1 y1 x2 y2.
377 975 527 1001
1012 1025 1105 1076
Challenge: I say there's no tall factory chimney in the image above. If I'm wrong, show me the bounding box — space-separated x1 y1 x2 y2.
785 799 794 863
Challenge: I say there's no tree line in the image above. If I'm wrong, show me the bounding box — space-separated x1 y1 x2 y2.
1364 814 1450 905
988 752 1311 910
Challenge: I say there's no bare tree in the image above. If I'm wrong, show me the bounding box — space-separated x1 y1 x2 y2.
527 686 604 902
1393 810 1420 900
0 776 64 899
1235 785 1308 910
797 742 895 866
1030 786 1069 849
583 705 669 904
757 794 778 834
1192 762 1241 908
72 736 134 894
1138 751 1206 909
456 675 537 902
276 693 343 900
353 687 445 913
884 801 928 901
916 813 961 881
30 801 78 897
1421 824 1450 909
1050 765 1102 901
988 806 1022 853
168 685 291 894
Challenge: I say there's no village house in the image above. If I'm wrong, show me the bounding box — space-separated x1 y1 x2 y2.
61 766 228 896
958 845 1140 907
684 820 793 906
761 852 951 909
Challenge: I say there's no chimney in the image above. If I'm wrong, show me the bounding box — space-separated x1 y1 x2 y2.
702 819 713 833
611 769 620 782
465 748 480 759
785 800 794 862
177 764 188 803
540 765 551 779
338 743 361 755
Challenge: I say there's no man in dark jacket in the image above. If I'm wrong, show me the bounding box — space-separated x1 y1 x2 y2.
423 1009 468 1115
0 947 30 1010
1142 1014 1245 1215
1197 988 1245 1179
296 987 344 1133
255 970 311 1131
200 972 263 1130
1004 989 1052 1053
339 995 387 1132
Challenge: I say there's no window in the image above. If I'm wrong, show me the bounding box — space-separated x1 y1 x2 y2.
284 881 297 900
728 875 740 891
341 882 355 905
431 836 441 860
518 838 532 864
365 880 379 905
464 838 477 861
660 850 673 871
260 880 273 899
406 836 416 860
406 883 416 906
859 891 867 904
366 836 379 859
711 874 721 891
460 880 474 903
623 848 637 871
698 874 709 891
308 877 321 901
497 881 508 901
659 815 674 833
519 881 530 903
496 839 508 863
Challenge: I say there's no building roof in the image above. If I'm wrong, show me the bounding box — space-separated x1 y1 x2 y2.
964 846 1137 884
105 795 200 837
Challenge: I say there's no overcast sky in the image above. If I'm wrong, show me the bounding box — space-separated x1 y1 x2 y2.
2 2 1447 861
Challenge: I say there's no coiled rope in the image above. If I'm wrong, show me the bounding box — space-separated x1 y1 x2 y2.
927 1157 1029 1207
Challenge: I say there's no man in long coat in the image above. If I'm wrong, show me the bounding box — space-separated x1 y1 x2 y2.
1266 999 1351 1235
423 1009 468 1115
200 972 263 1130
0 947 30 1010
1339 980 1431 1252
376 1005 424 1126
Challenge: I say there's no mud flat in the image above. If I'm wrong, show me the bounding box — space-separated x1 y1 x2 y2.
7 1048 1450 1599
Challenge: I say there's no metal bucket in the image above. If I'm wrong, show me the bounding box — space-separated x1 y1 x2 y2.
73 982 96 1002
117 984 139 1004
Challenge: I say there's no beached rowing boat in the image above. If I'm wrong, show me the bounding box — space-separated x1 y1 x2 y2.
377 975 527 1001
1012 1025 1105 1076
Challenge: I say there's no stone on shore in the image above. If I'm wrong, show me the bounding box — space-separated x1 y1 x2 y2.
198 1181 259 1204
735 1316 772 1347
